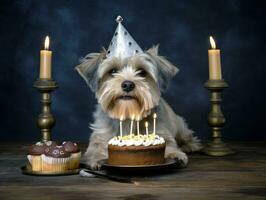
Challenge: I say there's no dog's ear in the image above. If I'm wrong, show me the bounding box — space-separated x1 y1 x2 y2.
75 48 106 92
146 45 179 91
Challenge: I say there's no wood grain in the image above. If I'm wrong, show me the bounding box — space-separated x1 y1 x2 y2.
0 142 265 200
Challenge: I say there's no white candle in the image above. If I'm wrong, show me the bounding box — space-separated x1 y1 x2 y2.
119 116 123 137
145 121 149 136
130 115 135 135
137 116 140 137
40 36 52 79
153 113 157 135
208 36 222 80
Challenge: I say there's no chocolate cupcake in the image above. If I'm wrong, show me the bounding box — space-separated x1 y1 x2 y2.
62 141 81 169
45 140 58 147
42 145 70 172
27 142 46 171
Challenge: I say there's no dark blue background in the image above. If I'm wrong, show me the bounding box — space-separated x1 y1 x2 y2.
1 0 265 142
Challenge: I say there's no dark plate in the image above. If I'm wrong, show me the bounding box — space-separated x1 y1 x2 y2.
21 164 80 176
101 159 179 174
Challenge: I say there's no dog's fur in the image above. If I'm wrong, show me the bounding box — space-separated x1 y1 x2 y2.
76 45 201 170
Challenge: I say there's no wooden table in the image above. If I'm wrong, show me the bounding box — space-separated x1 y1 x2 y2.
0 142 266 200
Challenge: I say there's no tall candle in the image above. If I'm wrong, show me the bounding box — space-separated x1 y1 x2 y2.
40 36 52 79
208 36 222 80
130 115 135 135
119 116 123 137
153 113 157 135
137 116 140 137
145 121 149 136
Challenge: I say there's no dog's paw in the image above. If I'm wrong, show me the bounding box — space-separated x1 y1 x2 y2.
166 151 188 167
85 160 102 171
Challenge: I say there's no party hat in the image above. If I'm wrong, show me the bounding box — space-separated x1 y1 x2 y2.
106 16 143 58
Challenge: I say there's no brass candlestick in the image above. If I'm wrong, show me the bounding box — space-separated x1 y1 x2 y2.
34 79 58 142
202 79 235 156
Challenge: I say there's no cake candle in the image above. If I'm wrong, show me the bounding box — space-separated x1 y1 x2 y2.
153 113 157 136
130 115 135 135
145 121 149 136
137 116 140 137
119 116 123 137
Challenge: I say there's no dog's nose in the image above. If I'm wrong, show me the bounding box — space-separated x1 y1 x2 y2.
121 80 135 92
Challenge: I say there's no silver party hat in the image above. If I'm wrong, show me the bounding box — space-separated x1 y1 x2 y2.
106 16 143 58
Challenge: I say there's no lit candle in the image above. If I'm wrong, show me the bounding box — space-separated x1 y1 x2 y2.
40 36 52 79
130 115 135 135
145 121 149 136
208 36 222 80
119 116 123 137
153 113 157 135
137 116 140 137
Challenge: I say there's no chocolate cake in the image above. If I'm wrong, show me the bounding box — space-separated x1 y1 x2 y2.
108 134 166 165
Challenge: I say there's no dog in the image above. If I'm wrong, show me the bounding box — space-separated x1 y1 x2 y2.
76 17 201 170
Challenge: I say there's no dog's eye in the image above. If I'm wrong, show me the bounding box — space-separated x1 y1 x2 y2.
137 68 147 77
109 68 118 75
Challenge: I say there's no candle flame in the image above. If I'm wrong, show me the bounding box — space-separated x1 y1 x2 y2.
145 121 149 127
131 114 135 120
120 116 124 121
209 36 216 49
44 36 50 50
153 113 157 119
137 116 140 121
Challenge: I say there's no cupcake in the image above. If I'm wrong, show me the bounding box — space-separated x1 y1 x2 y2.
62 141 81 169
45 140 58 147
27 142 46 171
42 145 70 172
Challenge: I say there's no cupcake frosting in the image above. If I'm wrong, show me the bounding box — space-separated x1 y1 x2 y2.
108 134 165 147
44 145 70 158
28 141 58 156
45 140 58 147
62 141 80 153
28 142 47 155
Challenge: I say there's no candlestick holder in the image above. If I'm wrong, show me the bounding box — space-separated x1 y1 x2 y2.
21 79 81 176
33 79 58 142
202 79 235 156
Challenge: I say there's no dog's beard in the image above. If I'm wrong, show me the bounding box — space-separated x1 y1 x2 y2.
96 67 160 120
110 98 141 120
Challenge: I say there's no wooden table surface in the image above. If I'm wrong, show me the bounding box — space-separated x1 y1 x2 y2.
0 142 266 200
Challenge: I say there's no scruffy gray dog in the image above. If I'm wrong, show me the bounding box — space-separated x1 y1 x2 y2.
76 16 201 170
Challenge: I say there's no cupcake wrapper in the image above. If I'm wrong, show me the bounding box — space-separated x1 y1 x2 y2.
69 152 81 169
41 154 70 172
28 155 42 171
41 154 70 164
27 155 32 164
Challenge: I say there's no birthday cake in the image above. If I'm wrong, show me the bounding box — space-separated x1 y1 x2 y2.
108 134 166 165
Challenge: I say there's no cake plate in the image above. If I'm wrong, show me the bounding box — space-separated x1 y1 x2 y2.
101 158 180 174
21 164 81 176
